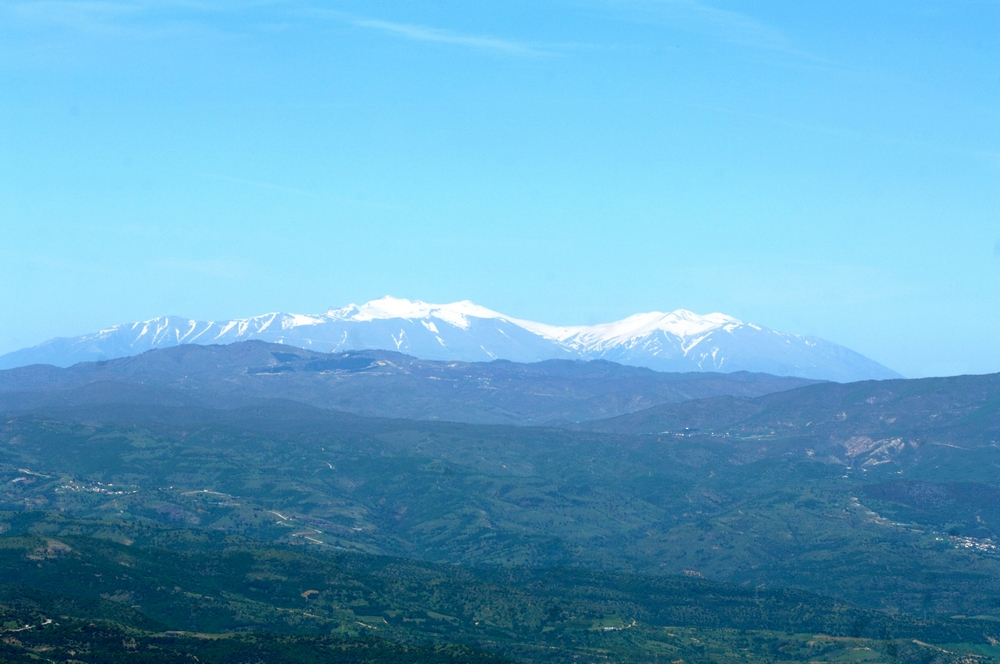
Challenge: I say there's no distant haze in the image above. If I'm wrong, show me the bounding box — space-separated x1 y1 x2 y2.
0 297 900 382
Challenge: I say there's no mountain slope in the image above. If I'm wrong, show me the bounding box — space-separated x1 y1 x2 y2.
583 371 1000 478
0 297 900 381
0 341 816 425
6 377 1000 619
1 517 994 664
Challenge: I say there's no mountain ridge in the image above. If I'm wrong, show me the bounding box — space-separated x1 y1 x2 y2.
0 341 817 425
0 296 900 381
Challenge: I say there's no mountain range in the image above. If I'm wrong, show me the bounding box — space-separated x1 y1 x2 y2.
0 341 816 425
4 354 1000 625
2 333 1000 662
0 297 900 381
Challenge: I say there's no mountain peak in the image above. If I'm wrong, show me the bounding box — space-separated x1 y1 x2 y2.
327 296 508 330
0 298 901 382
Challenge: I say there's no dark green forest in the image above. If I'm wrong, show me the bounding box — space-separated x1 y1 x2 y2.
3 344 1000 662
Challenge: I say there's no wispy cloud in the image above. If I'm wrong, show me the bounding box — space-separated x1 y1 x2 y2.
350 17 550 56
3 0 227 38
7 2 557 55
2 0 285 38
7 1 138 30
672 0 788 51
303 8 552 56
601 0 824 60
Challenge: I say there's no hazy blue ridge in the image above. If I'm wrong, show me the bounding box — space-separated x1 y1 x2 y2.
0 341 817 425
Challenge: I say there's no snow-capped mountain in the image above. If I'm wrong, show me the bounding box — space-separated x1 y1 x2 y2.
0 297 901 381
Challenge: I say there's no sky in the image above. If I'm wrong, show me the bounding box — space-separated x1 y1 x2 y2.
1 0 998 378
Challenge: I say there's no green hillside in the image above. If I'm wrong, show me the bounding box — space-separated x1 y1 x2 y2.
4 367 1000 661
0 514 996 663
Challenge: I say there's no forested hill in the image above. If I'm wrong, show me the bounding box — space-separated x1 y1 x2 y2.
4 363 1000 661
0 340 815 424
584 371 1000 450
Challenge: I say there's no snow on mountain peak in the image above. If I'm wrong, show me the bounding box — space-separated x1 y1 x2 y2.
514 309 744 347
580 310 741 344
327 296 507 330
0 297 903 381
284 313 326 328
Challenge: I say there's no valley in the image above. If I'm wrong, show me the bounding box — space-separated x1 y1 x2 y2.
1 343 998 662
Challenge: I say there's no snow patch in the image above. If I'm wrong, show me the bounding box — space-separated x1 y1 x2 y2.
0 296 901 381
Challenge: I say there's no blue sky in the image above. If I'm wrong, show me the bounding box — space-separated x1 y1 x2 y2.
1 0 998 378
